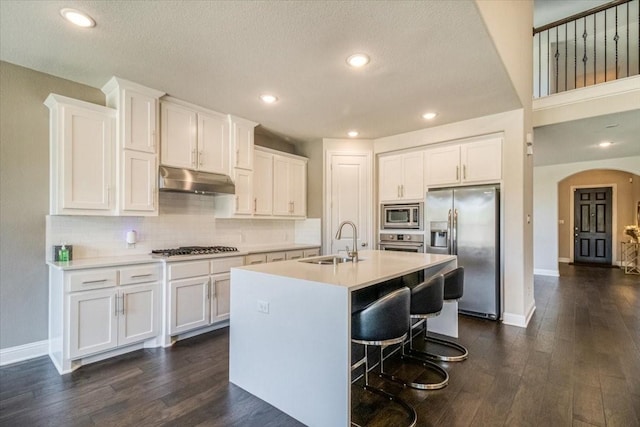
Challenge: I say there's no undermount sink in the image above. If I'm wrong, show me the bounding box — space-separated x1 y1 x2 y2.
298 255 364 265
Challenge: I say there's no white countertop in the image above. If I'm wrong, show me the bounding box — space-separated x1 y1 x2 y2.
46 243 320 271
234 250 456 291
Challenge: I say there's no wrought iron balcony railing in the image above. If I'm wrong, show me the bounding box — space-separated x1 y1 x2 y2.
533 0 639 98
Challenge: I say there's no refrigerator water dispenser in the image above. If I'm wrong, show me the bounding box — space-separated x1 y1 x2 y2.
430 221 449 247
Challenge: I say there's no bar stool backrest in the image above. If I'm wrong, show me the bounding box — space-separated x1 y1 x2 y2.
352 287 410 342
410 274 444 315
443 267 464 301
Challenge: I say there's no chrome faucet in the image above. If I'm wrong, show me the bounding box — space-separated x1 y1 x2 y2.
335 220 358 262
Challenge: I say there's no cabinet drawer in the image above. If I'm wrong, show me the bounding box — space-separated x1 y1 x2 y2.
285 250 304 260
303 248 320 258
68 269 118 292
119 264 162 285
245 254 267 265
266 252 286 263
211 256 244 274
168 261 210 281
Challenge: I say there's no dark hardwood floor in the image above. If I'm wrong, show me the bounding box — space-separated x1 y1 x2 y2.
1 264 638 426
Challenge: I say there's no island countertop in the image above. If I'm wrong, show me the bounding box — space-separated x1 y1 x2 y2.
234 249 456 291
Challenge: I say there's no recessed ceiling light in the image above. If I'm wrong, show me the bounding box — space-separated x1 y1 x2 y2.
347 131 359 138
259 94 278 104
346 53 370 68
60 8 96 28
422 112 437 120
599 141 612 147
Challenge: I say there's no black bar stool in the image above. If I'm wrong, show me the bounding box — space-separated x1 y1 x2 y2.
351 287 417 427
381 274 449 390
420 267 468 362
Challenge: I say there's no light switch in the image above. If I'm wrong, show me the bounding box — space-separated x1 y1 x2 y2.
257 300 270 314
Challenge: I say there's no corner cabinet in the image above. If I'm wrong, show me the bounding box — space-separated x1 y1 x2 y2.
379 151 424 202
45 94 117 215
425 137 502 187
48 263 162 374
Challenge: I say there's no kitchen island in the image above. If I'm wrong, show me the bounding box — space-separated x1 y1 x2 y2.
229 250 457 427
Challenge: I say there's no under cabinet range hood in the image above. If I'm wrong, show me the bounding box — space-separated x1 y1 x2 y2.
158 166 235 195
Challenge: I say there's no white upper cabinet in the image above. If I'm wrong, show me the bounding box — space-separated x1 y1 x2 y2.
45 94 116 215
122 150 156 212
229 115 257 170
160 98 231 176
160 101 198 169
198 111 230 174
102 77 164 154
233 169 254 215
379 151 424 202
425 137 502 187
102 78 164 216
460 138 502 183
273 154 307 217
253 149 273 215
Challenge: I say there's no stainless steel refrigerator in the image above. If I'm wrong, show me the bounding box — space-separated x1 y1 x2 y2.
425 185 500 320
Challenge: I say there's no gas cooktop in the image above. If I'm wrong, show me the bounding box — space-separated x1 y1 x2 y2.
151 246 239 257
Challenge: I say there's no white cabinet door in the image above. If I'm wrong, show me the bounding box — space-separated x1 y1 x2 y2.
69 289 118 359
169 276 211 335
425 145 461 186
285 250 304 260
122 150 156 213
198 111 230 175
461 138 502 183
123 89 157 153
231 119 255 170
272 155 290 216
118 283 159 346
303 248 320 258
245 254 267 265
233 169 253 215
289 158 306 216
211 273 231 323
266 252 286 262
401 152 424 200
61 104 115 212
379 155 403 202
160 102 197 169
253 150 273 215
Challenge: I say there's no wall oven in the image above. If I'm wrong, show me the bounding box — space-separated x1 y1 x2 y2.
381 202 423 230
378 233 424 253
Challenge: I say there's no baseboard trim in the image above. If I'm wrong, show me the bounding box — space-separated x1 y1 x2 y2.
0 340 49 366
534 268 560 277
558 258 570 263
502 301 536 329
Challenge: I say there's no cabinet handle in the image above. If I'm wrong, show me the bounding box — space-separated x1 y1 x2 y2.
401 185 404 198
82 279 108 285
121 295 125 315
235 196 239 210
207 279 211 300
236 148 240 166
456 166 459 181
397 185 400 198
254 198 257 212
131 273 152 278
291 201 294 213
151 187 155 207
106 186 111 204
199 151 203 167
115 293 119 316
191 149 197 167
463 164 466 180
152 130 156 148
210 280 215 298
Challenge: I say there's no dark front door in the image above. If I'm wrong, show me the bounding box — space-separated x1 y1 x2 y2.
574 187 612 265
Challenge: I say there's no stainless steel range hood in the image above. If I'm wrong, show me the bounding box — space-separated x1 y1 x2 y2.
158 166 235 195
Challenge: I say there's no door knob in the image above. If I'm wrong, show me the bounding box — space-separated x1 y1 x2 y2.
575 233 578 237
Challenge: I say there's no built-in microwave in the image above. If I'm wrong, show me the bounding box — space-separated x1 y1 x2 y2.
381 203 423 230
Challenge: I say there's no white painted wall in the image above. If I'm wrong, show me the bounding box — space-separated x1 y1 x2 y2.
533 156 640 275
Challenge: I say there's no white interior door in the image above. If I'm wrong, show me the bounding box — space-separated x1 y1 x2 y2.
326 152 372 255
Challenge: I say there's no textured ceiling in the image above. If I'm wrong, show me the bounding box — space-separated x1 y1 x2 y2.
0 0 520 142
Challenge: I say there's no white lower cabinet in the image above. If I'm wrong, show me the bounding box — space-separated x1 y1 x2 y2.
50 263 161 374
167 256 243 336
303 248 321 258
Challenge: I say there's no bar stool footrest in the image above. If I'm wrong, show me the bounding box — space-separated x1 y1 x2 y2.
421 335 468 362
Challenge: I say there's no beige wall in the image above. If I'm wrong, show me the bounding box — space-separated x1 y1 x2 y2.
254 125 297 154
558 169 640 261
0 61 105 349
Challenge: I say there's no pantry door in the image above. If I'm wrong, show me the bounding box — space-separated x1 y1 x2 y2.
325 152 372 255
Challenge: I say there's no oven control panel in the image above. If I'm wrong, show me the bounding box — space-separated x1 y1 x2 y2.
379 233 424 243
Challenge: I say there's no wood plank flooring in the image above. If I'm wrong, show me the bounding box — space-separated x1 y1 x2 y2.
1 264 638 426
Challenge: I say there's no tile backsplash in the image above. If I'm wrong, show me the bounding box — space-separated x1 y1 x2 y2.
46 192 321 260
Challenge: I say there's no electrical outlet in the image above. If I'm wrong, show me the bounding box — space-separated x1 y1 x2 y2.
257 300 270 314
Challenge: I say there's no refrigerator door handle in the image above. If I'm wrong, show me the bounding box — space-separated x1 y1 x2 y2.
453 209 459 255
447 209 453 254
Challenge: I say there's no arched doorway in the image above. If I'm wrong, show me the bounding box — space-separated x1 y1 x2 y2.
557 169 640 266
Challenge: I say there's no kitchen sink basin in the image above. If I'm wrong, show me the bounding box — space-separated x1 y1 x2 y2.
298 255 364 265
